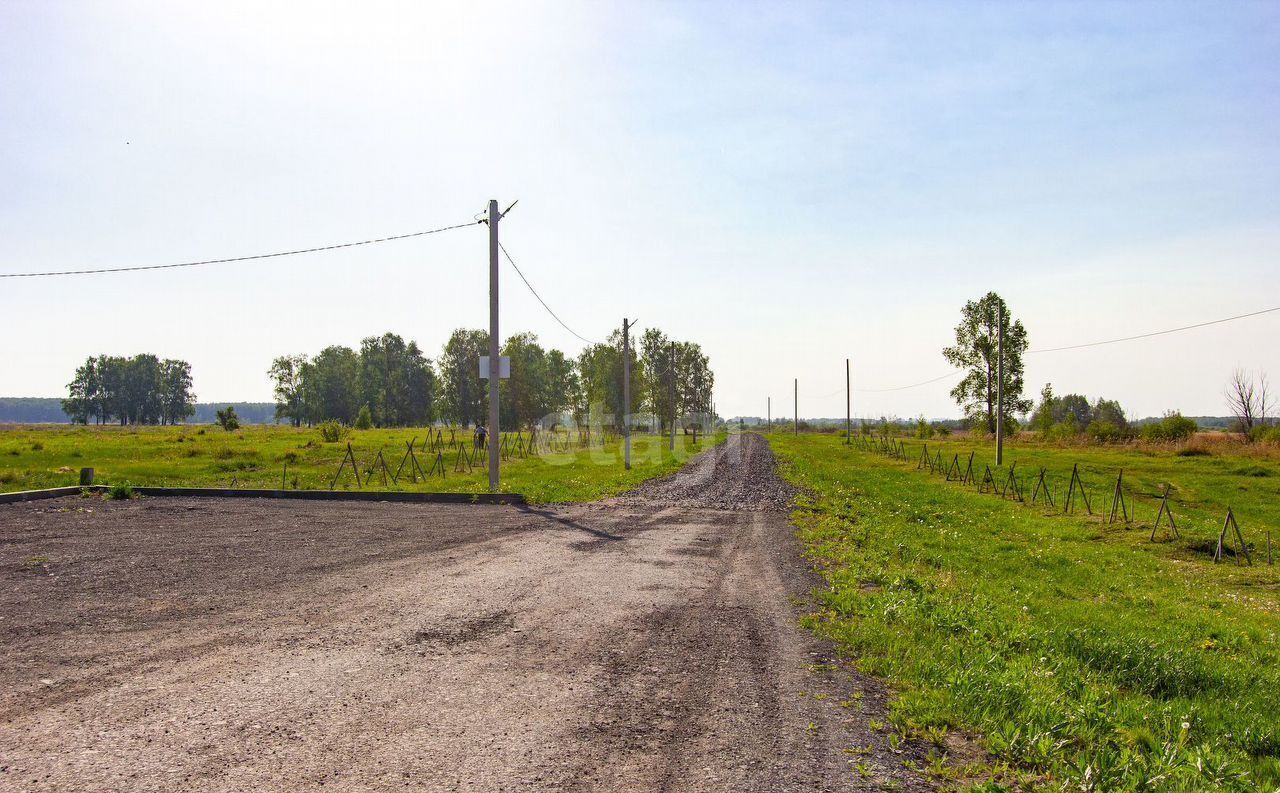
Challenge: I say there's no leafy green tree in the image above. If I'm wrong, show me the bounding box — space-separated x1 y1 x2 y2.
1032 383 1056 434
942 292 1031 433
916 416 934 439
98 356 126 423
400 341 437 426
268 355 309 427
63 357 102 424
354 404 373 430
438 329 489 427
67 355 195 426
675 341 713 431
215 405 240 431
577 340 620 428
307 346 361 424
636 330 711 433
119 354 163 425
1140 411 1198 442
577 329 642 431
158 359 196 425
545 349 580 429
358 332 434 427
639 328 672 427
1092 398 1127 428
500 333 549 430
1056 394 1092 426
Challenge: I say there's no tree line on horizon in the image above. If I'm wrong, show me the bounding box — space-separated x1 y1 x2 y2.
268 327 714 432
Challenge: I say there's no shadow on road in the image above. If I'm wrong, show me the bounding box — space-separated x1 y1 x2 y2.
516 505 624 541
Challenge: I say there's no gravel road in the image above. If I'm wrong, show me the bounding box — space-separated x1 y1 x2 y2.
0 433 933 792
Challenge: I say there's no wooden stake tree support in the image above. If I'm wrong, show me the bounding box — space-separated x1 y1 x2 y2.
1001 463 1023 502
1150 484 1180 541
454 443 473 473
1107 470 1131 526
978 464 998 493
961 452 975 486
1031 467 1054 507
330 443 362 490
946 454 962 482
426 451 446 479
1063 463 1091 515
917 444 931 471
365 449 392 488
933 450 943 475
1214 507 1252 566
394 438 427 484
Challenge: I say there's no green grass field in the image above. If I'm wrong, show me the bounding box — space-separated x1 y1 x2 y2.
769 431 1280 791
0 424 722 504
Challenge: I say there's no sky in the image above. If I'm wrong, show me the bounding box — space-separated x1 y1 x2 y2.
2 0 1278 421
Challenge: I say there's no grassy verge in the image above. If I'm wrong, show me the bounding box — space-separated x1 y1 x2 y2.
769 432 1280 791
0 424 725 504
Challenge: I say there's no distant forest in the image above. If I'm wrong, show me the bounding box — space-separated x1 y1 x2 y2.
0 398 278 425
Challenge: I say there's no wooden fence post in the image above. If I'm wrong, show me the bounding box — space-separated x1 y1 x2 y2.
1151 484 1180 541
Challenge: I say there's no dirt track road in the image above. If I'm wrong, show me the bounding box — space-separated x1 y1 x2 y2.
0 434 931 792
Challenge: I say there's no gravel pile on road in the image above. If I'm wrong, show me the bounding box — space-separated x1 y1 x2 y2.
615 433 796 511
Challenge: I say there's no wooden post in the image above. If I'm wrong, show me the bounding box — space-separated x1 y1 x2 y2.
845 359 851 445
623 318 632 470
487 199 501 493
1064 463 1091 515
330 443 362 490
1215 507 1252 566
669 341 676 451
1108 470 1130 525
996 302 1005 466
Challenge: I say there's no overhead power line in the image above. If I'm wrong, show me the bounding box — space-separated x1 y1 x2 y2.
1027 305 1280 353
801 386 847 400
854 370 962 394
498 242 599 346
0 220 480 278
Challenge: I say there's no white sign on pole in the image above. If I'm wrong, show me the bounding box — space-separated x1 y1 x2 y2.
479 356 510 379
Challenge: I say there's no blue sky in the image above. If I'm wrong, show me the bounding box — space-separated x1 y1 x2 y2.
1 1 1277 420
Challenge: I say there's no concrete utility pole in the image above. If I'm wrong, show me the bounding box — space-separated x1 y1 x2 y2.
668 342 676 451
622 318 633 470
845 358 851 444
794 378 798 435
996 302 1005 466
487 199 502 492
767 397 771 430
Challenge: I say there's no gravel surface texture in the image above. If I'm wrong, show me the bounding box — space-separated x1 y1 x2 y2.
0 433 934 792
